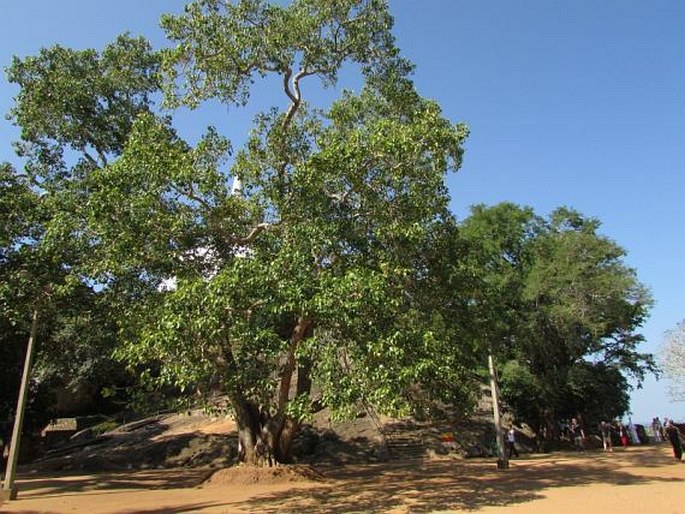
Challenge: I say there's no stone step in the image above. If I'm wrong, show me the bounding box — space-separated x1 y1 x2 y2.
386 432 426 459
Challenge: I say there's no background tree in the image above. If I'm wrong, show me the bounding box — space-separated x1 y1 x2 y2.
1 35 163 443
660 320 685 401
456 203 538 354
459 203 655 431
0 162 57 445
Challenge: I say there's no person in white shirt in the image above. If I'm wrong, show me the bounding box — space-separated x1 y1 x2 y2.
627 418 641 445
507 426 518 458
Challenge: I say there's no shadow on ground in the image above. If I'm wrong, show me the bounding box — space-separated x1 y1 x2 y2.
0 504 222 514
7 446 684 514
241 448 685 513
13 467 213 499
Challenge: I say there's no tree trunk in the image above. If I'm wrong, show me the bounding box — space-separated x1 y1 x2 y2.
231 396 258 464
277 418 298 462
233 403 294 466
229 318 313 466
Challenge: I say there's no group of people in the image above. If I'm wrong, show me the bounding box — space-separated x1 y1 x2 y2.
557 418 592 451
645 416 683 461
507 418 592 457
599 419 640 452
506 416 684 462
598 417 683 461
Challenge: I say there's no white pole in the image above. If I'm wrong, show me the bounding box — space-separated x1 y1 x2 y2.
488 353 509 469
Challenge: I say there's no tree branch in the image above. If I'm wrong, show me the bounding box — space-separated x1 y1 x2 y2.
282 67 296 104
282 67 314 129
169 183 213 211
96 149 109 168
278 317 312 410
233 222 273 245
82 151 99 168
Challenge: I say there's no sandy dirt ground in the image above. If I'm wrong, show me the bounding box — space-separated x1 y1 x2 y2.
1 445 683 514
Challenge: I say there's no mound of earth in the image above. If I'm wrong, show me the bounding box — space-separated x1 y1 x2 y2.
28 390 505 473
29 408 385 473
31 411 240 472
205 464 326 486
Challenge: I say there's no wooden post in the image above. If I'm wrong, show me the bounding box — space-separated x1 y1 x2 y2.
488 353 509 469
2 307 40 501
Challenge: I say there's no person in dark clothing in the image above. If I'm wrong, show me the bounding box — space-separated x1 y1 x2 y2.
664 419 683 461
570 418 585 452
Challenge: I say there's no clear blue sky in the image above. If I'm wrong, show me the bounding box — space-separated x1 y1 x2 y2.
1 0 683 424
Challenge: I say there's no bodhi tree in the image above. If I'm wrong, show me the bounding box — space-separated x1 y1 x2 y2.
6 0 473 465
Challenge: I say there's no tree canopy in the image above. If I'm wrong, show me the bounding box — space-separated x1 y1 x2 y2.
2 0 658 464
458 203 656 429
4 0 474 465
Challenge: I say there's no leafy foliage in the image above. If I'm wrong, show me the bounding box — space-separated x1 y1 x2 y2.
0 35 163 440
459 203 655 428
4 0 474 464
7 34 159 176
2 0 656 463
660 320 685 401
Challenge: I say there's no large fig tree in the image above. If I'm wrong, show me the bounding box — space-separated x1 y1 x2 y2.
7 0 473 465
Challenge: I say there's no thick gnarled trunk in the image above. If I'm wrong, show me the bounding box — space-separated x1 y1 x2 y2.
231 317 313 466
233 403 301 466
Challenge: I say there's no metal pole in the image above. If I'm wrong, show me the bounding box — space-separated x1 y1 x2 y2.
488 353 509 469
2 307 40 501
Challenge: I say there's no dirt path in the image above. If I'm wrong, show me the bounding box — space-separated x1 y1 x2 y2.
2 445 683 513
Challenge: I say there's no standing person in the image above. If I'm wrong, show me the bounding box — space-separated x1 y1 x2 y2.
628 418 641 444
652 417 663 443
536 424 549 453
507 426 519 458
600 421 613 452
570 418 585 452
617 422 629 450
664 419 683 461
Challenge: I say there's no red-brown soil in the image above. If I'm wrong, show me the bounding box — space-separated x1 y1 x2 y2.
2 445 683 513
